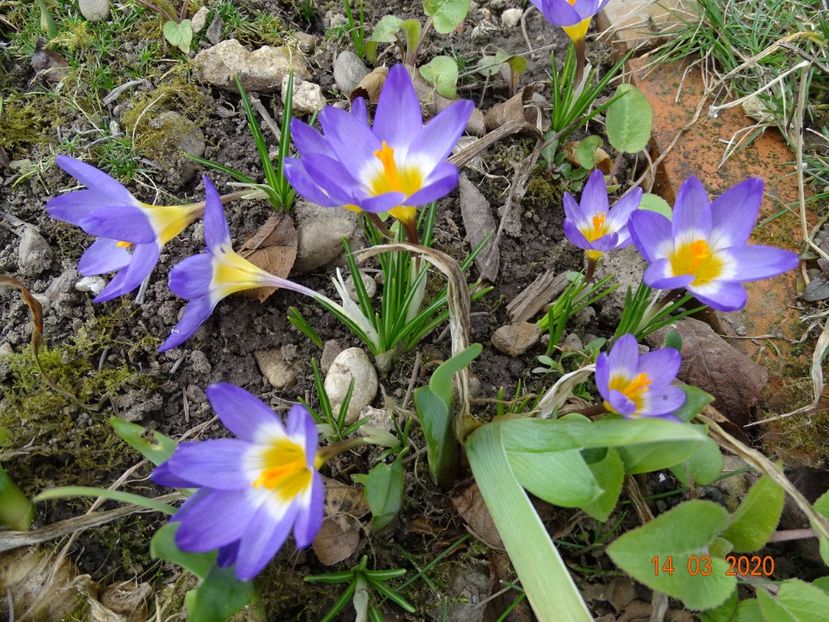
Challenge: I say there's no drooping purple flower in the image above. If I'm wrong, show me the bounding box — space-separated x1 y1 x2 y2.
158 176 319 352
46 155 203 302
152 383 324 581
284 64 474 227
627 177 799 312
531 0 610 41
563 169 642 261
595 334 685 419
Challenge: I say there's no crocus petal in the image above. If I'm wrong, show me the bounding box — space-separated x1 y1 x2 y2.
595 353 611 402
94 242 160 303
671 176 711 242
589 232 620 253
164 439 253 490
301 154 363 204
640 385 686 417
373 64 422 147
46 190 112 225
407 99 474 170
563 219 593 251
607 187 643 231
687 280 747 312
608 389 636 416
234 502 298 581
293 471 324 548
55 155 135 204
580 170 609 218
355 191 408 214
217 541 240 568
319 105 381 173
283 404 317 469
158 295 215 352
628 210 673 263
351 96 369 126
607 334 639 377
726 245 799 282
202 176 231 250
205 383 286 442
290 118 334 157
174 489 257 552
709 177 763 250
80 205 157 244
534 0 582 25
283 159 344 207
168 254 213 299
563 193 586 228
78 238 132 275
637 348 681 388
151 462 198 488
405 162 459 205
643 258 694 290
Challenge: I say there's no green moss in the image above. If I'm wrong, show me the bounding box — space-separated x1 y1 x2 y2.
0 94 64 153
526 174 565 207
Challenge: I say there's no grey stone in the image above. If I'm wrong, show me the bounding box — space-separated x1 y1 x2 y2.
345 270 376 302
320 339 342 373
562 333 583 351
324 347 378 423
594 245 647 322
491 322 540 356
333 51 369 94
501 8 523 28
254 348 297 389
150 111 205 158
292 32 317 53
79 0 110 22
18 226 53 276
189 350 212 375
192 39 309 93
191 6 210 33
75 276 106 295
292 200 358 273
283 76 325 114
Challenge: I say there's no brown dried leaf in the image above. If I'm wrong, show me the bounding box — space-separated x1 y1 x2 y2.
322 475 369 531
451 483 504 549
484 86 537 131
350 66 388 104
312 517 360 566
238 214 297 303
458 174 498 282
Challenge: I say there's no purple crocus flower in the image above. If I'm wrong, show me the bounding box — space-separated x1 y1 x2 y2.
563 169 642 261
531 0 610 41
284 64 474 230
595 334 685 419
158 176 319 352
627 177 799 312
46 155 203 302
152 383 324 581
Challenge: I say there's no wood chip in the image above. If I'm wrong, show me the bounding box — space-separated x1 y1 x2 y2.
506 270 569 323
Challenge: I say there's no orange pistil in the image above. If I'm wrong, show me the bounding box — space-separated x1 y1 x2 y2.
115 240 133 249
668 239 723 286
605 372 652 414
251 438 311 501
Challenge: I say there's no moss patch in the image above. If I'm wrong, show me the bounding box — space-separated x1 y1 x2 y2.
0 94 64 154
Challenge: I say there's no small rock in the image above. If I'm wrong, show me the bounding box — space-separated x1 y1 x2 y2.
191 6 210 33
595 246 647 322
192 39 309 93
18 226 53 276
189 350 212 375
501 8 523 28
333 50 370 93
471 20 499 42
150 111 205 158
254 348 297 389
292 32 317 53
324 11 348 29
206 13 223 45
562 333 583 351
345 270 376 301
79 0 110 22
74 276 106 296
492 322 540 357
357 406 393 434
283 76 325 114
293 200 358 273
320 339 342 373
576 305 597 326
324 347 378 423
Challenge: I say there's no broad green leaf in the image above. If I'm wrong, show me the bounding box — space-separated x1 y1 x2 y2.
362 459 403 529
37 0 57 38
419 55 459 98
466 423 592 621
575 135 602 169
582 448 624 521
151 523 215 580
813 577 829 594
476 48 509 77
429 343 482 404
721 476 784 552
508 448 600 507
506 55 528 76
607 500 736 610
671 384 714 423
701 590 738 622
0 465 34 530
110 416 177 466
670 438 724 486
639 193 672 220
423 0 471 34
813 490 829 564
400 19 422 53
617 436 705 474
734 599 761 621
606 84 652 154
163 20 194 53
370 15 403 42
756 579 829 622
188 565 257 622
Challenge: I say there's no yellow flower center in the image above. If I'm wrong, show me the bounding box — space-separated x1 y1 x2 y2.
369 141 423 225
252 437 312 502
115 240 133 249
212 249 272 298
562 17 592 43
605 372 652 415
581 211 610 242
143 204 203 246
668 239 723 286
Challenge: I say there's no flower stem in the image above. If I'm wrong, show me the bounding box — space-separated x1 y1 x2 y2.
316 437 369 466
572 403 608 418
574 38 586 88
402 218 420 246
584 255 598 286
366 213 394 240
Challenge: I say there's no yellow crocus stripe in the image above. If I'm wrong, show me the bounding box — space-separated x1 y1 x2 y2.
368 141 423 225
252 438 312 502
668 239 723 286
212 249 272 297
143 204 202 246
581 211 610 242
606 372 652 414
563 17 591 43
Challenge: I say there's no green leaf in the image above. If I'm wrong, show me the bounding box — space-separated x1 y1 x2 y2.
607 500 736 610
423 0 471 34
813 577 829 595
756 579 829 622
506 55 528 76
508 448 601 507
582 447 624 522
188 565 257 622
639 193 673 220
0 465 34 530
812 490 829 564
430 343 482 404
151 523 215 580
36 0 57 38
617 433 706 474
575 135 602 169
721 475 784 552
476 48 509 77
670 438 724 486
734 599 761 621
606 84 652 154
466 423 592 621
163 20 194 53
700 590 738 622
34 486 177 515
110 416 177 466
400 19 422 53
419 55 459 98
370 15 403 42
362 460 403 530
672 383 714 423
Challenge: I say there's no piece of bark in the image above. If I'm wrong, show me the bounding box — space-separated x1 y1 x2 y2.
459 174 499 281
483 86 539 131
648 318 769 428
238 214 297 303
506 270 570 323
